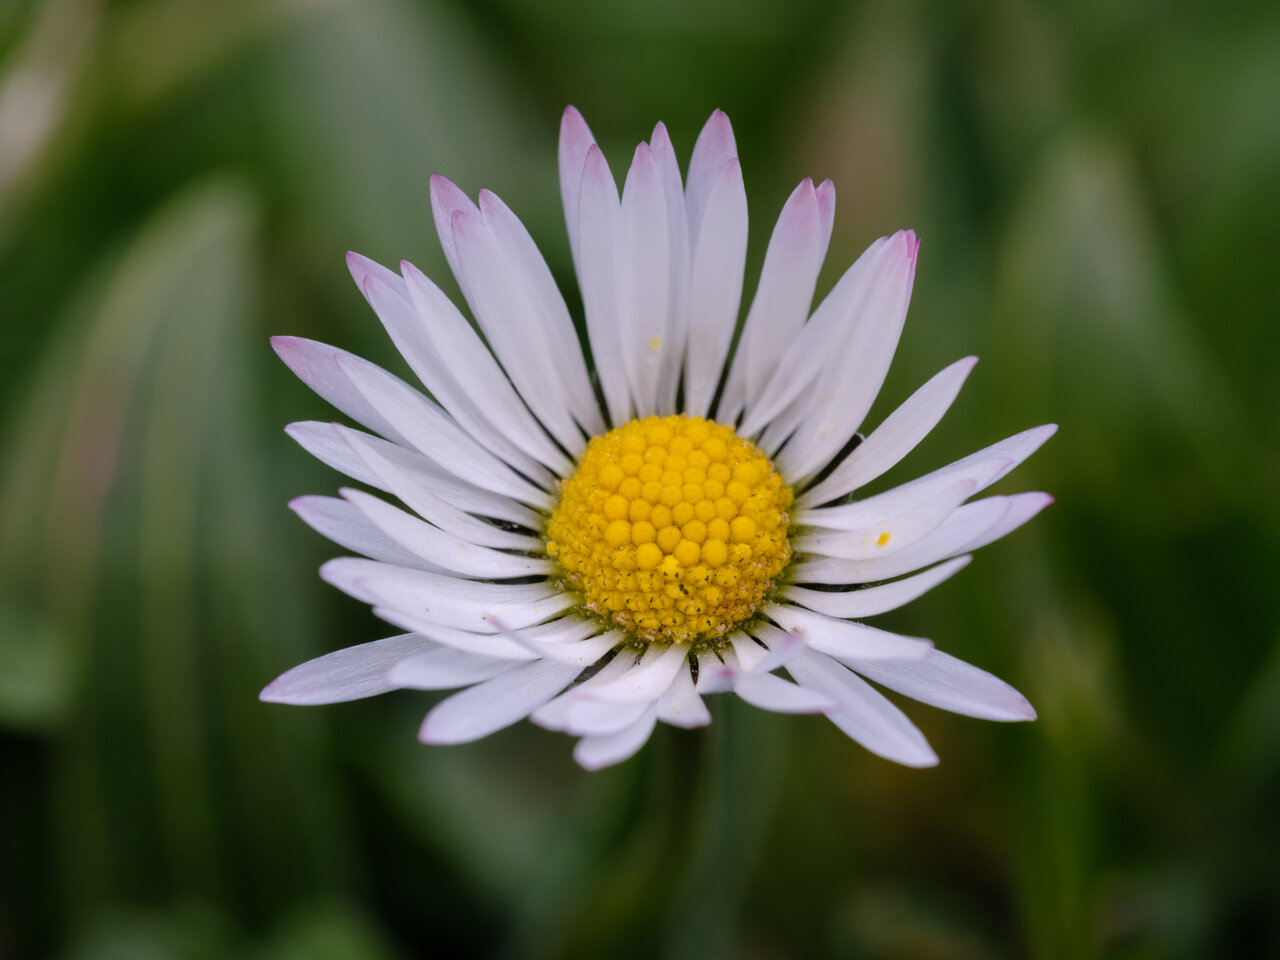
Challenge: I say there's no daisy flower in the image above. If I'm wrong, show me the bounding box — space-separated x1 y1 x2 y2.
262 107 1054 770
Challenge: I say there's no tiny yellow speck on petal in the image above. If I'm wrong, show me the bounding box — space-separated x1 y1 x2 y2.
876 531 892 547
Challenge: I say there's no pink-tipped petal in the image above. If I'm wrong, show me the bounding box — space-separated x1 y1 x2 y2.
559 105 597 273
722 178 829 423
272 336 405 445
260 633 429 705
773 230 920 481
477 189 603 440
577 144 630 426
346 250 409 307
648 121 691 414
685 109 738 246
428 174 479 292
684 158 748 417
815 179 836 249
617 141 671 418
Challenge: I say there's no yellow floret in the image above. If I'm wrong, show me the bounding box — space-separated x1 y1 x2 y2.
636 542 663 569
605 520 631 547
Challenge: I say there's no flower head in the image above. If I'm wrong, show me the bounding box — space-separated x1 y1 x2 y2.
262 107 1054 770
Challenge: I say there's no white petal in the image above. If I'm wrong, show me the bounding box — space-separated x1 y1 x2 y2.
260 633 429 705
800 356 978 507
649 121 690 415
341 488 552 580
419 658 582 744
781 556 972 619
272 337 407 444
478 190 604 440
762 602 933 661
577 144 631 427
339 427 541 550
734 671 837 714
794 478 977 559
427 173 479 295
786 649 939 766
694 650 734 694
792 492 1052 584
345 249 408 303
335 353 553 509
738 622 807 673
721 178 830 424
576 643 689 703
352 259 562 482
851 650 1036 721
958 492 1054 552
286 421 383 489
448 201 586 451
684 158 748 417
321 558 568 630
573 704 659 770
559 105 597 276
656 665 710 728
387 646 520 690
685 110 738 248
393 259 575 474
290 495 437 569
815 178 836 249
617 142 670 418
393 621 538 661
773 231 920 482
740 234 892 437
532 652 635 731
564 696 652 737
519 628 621 666
804 424 1058 526
729 631 770 672
289 421 540 529
518 617 607 645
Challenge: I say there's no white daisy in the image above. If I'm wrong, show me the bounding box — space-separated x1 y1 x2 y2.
262 107 1055 770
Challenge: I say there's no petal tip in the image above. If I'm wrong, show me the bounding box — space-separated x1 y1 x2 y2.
269 334 300 356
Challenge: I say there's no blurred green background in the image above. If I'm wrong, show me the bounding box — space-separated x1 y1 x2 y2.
2 0 1278 957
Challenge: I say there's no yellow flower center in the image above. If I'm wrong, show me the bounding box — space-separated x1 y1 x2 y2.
546 415 793 649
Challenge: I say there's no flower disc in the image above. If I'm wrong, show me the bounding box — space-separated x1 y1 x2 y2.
546 415 792 648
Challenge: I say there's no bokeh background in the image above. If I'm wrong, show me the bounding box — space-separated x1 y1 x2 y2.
2 0 1278 957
